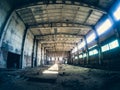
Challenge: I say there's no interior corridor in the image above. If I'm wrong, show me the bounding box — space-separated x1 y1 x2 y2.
0 0 120 90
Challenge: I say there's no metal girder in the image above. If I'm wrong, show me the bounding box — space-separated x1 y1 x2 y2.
39 41 79 44
35 33 83 38
84 10 93 24
30 26 91 30
28 22 93 28
41 42 76 45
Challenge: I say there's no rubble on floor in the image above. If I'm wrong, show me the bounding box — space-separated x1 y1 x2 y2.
0 64 120 90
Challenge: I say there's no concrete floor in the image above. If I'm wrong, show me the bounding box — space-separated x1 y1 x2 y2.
0 64 120 90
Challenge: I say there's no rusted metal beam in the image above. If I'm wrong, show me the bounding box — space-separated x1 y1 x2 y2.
35 33 84 38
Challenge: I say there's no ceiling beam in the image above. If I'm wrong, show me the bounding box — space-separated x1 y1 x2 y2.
30 26 91 30
35 33 83 38
83 10 93 24
39 40 79 44
41 42 76 45
28 22 93 28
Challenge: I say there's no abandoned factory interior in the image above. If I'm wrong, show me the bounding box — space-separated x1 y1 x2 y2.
0 0 120 90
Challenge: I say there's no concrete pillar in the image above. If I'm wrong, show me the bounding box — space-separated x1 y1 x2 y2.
44 48 46 64
20 27 28 69
84 36 89 65
35 40 38 66
92 28 102 65
77 44 79 65
31 36 36 68
41 46 44 65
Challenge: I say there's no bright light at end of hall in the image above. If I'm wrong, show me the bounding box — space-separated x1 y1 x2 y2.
42 64 58 74
97 19 112 36
113 5 120 21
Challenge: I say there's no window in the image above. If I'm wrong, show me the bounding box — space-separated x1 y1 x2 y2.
83 53 86 58
101 44 109 52
52 57 55 61
97 19 112 36
78 41 85 49
88 44 97 50
101 39 119 52
75 56 78 59
72 47 77 53
79 55 83 58
89 49 98 56
113 5 120 21
109 40 119 49
89 51 94 56
93 49 98 54
87 33 96 44
72 55 74 58
48 57 51 61
59 57 63 61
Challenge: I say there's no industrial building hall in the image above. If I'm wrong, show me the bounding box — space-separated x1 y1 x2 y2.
0 0 120 90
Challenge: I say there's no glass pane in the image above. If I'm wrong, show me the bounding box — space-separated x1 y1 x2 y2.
97 19 112 36
78 41 85 49
75 56 78 59
113 6 120 21
59 57 63 61
79 55 83 58
52 57 55 61
101 44 109 52
89 51 94 56
93 49 98 54
83 53 86 57
87 33 96 44
109 40 119 49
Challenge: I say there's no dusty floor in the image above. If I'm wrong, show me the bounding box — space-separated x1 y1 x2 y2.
0 64 120 90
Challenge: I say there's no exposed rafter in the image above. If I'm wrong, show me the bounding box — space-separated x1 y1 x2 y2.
35 33 83 38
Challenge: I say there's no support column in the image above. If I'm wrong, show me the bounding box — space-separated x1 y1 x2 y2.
31 36 36 68
20 27 28 69
67 51 70 64
35 40 38 67
92 28 102 65
44 48 46 65
84 36 89 65
41 46 45 65
77 44 79 65
116 23 120 50
40 44 43 66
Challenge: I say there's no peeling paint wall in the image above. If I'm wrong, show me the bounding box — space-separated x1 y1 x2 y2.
2 12 25 53
0 12 25 68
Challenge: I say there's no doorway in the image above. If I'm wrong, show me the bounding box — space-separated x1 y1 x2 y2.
7 52 20 69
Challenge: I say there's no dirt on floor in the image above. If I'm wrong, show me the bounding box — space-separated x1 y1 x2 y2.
0 64 120 90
